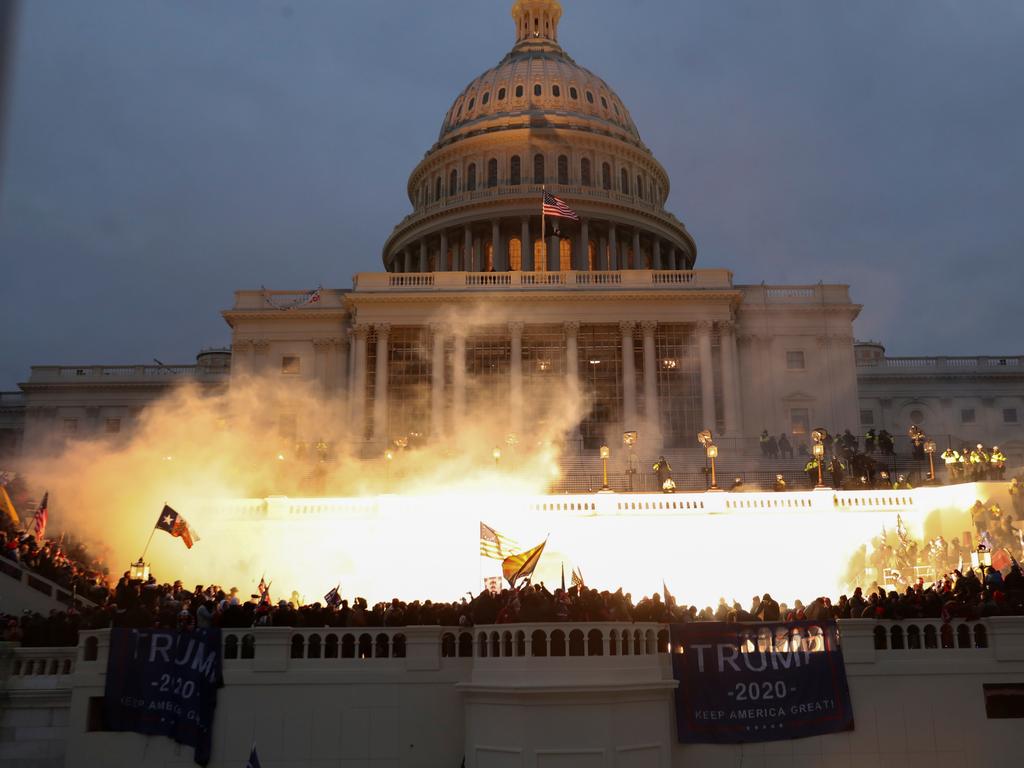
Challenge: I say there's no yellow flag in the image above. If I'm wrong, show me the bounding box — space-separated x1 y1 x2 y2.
502 538 547 587
0 484 19 525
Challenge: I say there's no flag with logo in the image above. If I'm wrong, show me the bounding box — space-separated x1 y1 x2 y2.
502 538 547 587
324 585 342 608
480 522 519 560
155 505 199 549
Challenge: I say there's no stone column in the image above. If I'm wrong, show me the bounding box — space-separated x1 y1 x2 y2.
521 217 533 271
620 321 637 430
372 323 390 445
652 236 662 271
719 321 742 437
509 321 524 436
313 337 331 394
641 321 661 446
609 224 618 270
474 235 482 272
430 324 446 439
598 235 608 271
463 227 473 272
439 231 448 272
350 325 369 437
565 321 581 444
403 249 414 273
453 331 467 425
419 239 428 273
578 218 590 271
632 229 642 269
548 234 559 272
333 336 349 404
696 320 716 431
491 220 502 271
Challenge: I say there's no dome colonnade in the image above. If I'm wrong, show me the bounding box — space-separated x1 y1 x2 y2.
381 0 696 276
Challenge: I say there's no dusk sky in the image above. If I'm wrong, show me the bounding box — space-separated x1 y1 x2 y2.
1 0 1022 389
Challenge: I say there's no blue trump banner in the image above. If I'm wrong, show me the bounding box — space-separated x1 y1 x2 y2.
670 621 853 743
104 628 223 766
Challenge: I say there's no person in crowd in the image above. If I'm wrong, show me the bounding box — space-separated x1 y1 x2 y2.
828 456 847 489
653 456 673 492
730 477 744 491
759 430 770 457
778 433 793 459
877 430 895 456
864 428 877 454
766 434 779 460
773 474 787 492
941 447 961 483
1010 478 1023 518
990 447 1006 480
892 474 913 490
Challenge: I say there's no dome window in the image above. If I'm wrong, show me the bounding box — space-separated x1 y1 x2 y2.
569 87 578 100
585 91 594 104
613 103 620 116
482 92 490 105
557 155 569 185
510 156 522 186
498 87 506 100
601 96 608 109
515 84 524 98
552 84 561 97
467 97 475 111
533 154 545 184
534 83 542 97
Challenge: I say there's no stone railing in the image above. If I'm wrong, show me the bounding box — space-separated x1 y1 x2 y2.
7 647 76 679
857 355 1024 371
27 365 228 383
0 557 96 610
742 284 854 305
230 288 349 311
352 269 734 292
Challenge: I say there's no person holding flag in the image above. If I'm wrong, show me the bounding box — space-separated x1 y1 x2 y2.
502 537 547 589
324 584 342 609
31 492 48 541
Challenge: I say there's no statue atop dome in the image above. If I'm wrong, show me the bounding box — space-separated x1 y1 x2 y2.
511 0 563 45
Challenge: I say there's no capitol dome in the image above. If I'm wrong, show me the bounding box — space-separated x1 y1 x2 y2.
382 0 696 275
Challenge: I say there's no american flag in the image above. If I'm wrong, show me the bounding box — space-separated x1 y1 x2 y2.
571 566 584 591
542 191 579 221
480 522 519 560
32 492 48 540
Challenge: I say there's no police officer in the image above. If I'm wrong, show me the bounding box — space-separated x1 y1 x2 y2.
990 446 1006 480
941 447 961 483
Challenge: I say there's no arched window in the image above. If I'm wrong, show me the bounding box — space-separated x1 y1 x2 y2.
515 84 524 98
497 87 506 100
533 154 545 184
602 163 611 190
487 158 498 188
508 237 522 271
534 239 547 272
449 169 458 197
581 158 592 187
636 174 643 200
467 163 477 192
481 91 490 105
552 84 561 97
569 86 578 100
557 155 569 185
586 91 595 104
434 176 442 201
510 155 521 186
601 95 608 109
620 168 629 194
534 83 542 97
467 97 475 111
559 238 572 271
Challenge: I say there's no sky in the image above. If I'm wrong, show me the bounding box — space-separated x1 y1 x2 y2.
1 0 1022 390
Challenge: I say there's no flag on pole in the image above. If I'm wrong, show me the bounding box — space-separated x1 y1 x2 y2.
896 514 910 549
31 492 48 541
662 579 674 608
502 538 547 587
324 584 342 608
257 576 272 606
480 522 519 560
0 483 19 525
542 191 579 221
561 562 566 592
571 566 584 591
246 746 262 768
155 505 199 549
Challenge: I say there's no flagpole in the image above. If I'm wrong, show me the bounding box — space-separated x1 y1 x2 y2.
540 185 546 268
139 502 164 562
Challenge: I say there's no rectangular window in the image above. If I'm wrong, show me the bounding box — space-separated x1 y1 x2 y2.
105 418 121 434
860 410 874 426
984 684 1024 718
786 351 806 370
1004 408 1019 424
281 356 300 375
961 408 976 424
790 408 810 436
63 418 78 434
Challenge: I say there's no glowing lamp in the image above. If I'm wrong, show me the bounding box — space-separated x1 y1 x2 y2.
706 444 719 459
599 444 610 491
812 443 825 459
705 443 719 490
130 559 149 582
599 445 610 460
811 442 825 488
384 449 394 462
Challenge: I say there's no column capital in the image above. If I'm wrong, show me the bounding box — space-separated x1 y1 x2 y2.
312 338 333 351
695 320 713 334
719 320 736 336
232 339 253 352
329 337 346 350
640 320 658 335
563 321 580 338
508 321 525 336
619 320 635 336
429 322 449 338
352 324 371 339
374 322 392 338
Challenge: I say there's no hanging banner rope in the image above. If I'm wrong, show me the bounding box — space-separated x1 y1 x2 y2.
261 286 323 311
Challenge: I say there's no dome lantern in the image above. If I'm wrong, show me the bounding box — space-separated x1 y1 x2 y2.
512 0 562 45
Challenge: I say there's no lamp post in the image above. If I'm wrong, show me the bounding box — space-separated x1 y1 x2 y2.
130 558 149 582
811 428 828 489
600 444 610 491
697 430 714 491
623 430 638 491
706 444 719 490
924 439 937 483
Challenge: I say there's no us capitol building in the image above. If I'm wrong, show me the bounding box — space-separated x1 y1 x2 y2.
3 0 1022 463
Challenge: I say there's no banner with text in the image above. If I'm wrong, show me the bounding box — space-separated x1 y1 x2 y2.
670 621 854 743
104 628 223 766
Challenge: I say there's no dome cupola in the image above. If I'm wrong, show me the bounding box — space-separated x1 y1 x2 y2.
512 0 563 46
